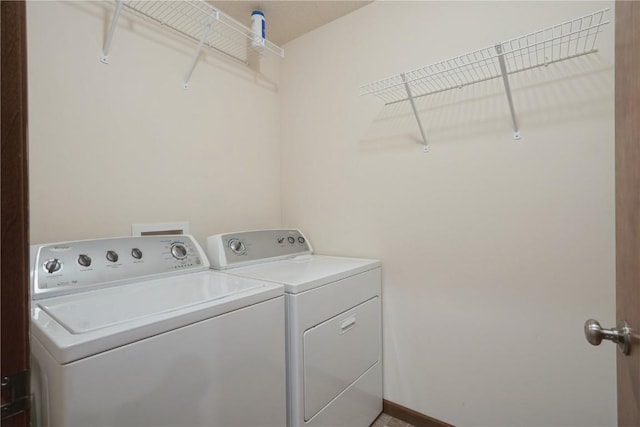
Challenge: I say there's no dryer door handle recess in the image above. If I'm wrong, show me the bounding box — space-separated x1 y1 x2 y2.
340 317 357 334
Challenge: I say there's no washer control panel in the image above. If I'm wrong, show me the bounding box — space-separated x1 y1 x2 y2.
31 235 209 299
206 229 312 270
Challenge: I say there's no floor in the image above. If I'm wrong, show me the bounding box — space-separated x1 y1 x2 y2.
371 412 416 427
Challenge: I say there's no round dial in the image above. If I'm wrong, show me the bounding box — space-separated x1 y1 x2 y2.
287 236 295 244
106 250 119 263
228 239 246 254
77 254 92 267
171 244 188 260
131 248 143 260
44 258 62 274
297 237 305 244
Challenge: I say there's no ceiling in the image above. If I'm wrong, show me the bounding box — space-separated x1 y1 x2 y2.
209 1 372 46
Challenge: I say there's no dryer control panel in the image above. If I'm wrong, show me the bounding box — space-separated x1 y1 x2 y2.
207 229 312 270
31 235 209 299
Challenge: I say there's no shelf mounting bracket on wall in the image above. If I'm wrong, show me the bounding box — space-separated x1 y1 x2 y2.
101 0 124 64
495 44 521 140
401 73 430 152
183 10 219 89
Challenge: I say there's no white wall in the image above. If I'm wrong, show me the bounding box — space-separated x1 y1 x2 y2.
28 1 617 426
280 2 616 426
27 1 282 246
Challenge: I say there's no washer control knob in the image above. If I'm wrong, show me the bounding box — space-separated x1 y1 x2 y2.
131 248 143 260
171 244 188 260
298 237 305 244
228 239 246 255
106 250 119 263
44 258 62 274
78 254 92 267
287 236 295 244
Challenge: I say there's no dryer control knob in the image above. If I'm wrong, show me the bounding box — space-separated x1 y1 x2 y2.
171 244 188 260
44 258 62 274
228 239 246 255
78 254 92 267
106 250 119 263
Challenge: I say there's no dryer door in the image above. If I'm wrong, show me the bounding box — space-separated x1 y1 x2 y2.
303 296 380 421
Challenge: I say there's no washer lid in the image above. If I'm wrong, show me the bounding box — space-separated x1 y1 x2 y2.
226 255 380 294
39 273 263 334
31 271 283 364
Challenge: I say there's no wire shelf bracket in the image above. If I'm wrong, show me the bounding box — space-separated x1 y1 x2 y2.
183 9 218 88
101 0 124 64
495 43 521 140
401 73 430 152
360 8 610 152
100 0 285 88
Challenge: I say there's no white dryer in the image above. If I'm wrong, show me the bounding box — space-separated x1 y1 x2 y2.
207 229 382 427
30 235 286 427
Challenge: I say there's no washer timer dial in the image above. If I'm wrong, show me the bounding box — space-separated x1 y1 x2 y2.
171 243 188 260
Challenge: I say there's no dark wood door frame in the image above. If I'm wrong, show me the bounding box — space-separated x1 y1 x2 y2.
615 1 640 425
1 0 31 426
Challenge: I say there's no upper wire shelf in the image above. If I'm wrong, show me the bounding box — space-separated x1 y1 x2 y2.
101 0 284 87
359 8 610 151
122 0 284 62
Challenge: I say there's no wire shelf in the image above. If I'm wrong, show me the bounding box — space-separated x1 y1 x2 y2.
121 0 284 63
359 8 609 150
100 0 284 87
360 8 609 104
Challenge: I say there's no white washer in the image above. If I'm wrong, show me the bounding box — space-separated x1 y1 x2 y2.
30 235 286 427
207 229 382 427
